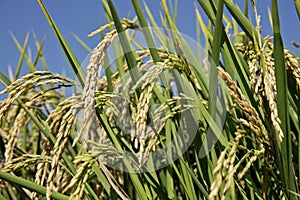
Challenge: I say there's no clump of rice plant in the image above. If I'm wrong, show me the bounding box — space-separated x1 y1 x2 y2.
0 0 299 199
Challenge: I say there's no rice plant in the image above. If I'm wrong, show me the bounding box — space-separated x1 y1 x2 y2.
0 0 299 199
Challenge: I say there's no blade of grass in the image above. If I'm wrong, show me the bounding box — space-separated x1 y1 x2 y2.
223 0 261 43
244 0 249 17
9 32 35 73
158 124 194 199
71 32 92 52
32 32 48 71
33 39 48 68
131 0 161 62
178 158 197 199
268 8 273 29
182 156 209 198
0 192 6 199
209 0 224 117
162 0 210 98
10 33 61 108
0 170 69 200
163 121 175 199
170 0 178 22
272 0 297 198
101 0 112 20
195 5 202 60
101 0 126 78
165 166 175 199
195 5 212 41
0 72 11 86
294 0 300 20
32 35 46 69
102 40 113 92
197 0 215 24
15 32 29 79
107 0 140 84
37 0 86 86
130 1 172 104
198 0 263 115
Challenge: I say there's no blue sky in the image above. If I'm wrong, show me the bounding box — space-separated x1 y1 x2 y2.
0 0 299 86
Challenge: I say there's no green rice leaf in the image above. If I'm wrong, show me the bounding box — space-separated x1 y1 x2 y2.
32 33 47 70
37 0 86 86
272 0 297 198
294 0 300 20
131 0 161 62
0 170 69 200
107 0 140 84
15 32 29 79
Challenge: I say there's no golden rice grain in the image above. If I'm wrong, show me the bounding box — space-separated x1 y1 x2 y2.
218 67 269 145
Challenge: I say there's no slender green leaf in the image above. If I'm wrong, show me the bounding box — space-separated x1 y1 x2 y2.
209 0 224 116
294 0 300 20
37 0 86 86
32 32 48 71
272 0 297 198
223 0 261 42
107 0 140 84
15 32 29 79
131 0 161 62
9 32 35 72
0 170 69 200
71 32 92 52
